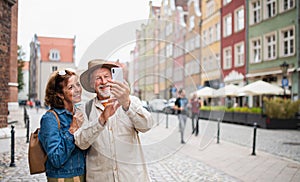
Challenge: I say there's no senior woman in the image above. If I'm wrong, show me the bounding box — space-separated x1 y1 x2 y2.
38 69 86 181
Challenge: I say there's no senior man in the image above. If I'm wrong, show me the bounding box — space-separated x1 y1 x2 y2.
71 59 154 182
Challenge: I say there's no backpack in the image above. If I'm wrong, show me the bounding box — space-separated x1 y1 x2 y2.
85 99 94 120
28 110 60 175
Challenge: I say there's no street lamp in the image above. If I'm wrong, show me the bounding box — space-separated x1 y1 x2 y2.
280 61 289 97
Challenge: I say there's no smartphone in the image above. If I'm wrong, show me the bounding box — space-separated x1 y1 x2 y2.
111 67 124 82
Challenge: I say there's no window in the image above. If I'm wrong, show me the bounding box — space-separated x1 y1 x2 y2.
223 14 232 37
264 32 276 60
234 42 244 67
235 7 244 32
265 0 276 19
280 27 295 57
215 23 220 41
206 0 215 17
52 66 58 72
203 30 207 46
250 0 261 25
280 0 295 12
250 38 262 63
174 67 183 82
189 16 195 31
223 47 232 69
49 49 60 61
166 44 173 57
208 27 213 43
185 60 200 76
195 35 200 48
223 0 232 6
166 23 173 36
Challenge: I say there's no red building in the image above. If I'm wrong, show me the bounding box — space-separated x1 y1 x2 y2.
221 0 246 86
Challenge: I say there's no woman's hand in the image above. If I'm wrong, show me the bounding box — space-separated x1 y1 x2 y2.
69 111 84 134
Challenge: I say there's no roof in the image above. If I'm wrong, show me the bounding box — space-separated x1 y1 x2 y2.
37 36 75 63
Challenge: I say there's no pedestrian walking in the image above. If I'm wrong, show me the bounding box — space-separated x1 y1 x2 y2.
38 69 86 181
70 59 154 182
174 88 189 144
34 99 41 113
190 93 200 136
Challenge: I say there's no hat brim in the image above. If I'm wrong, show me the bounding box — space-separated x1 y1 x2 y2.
80 63 118 93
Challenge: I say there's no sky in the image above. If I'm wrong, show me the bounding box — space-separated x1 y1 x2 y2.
18 0 162 66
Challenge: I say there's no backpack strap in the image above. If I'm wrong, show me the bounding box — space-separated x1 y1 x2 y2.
85 99 94 120
47 110 60 129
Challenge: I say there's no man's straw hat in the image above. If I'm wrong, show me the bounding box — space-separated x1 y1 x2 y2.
80 59 118 93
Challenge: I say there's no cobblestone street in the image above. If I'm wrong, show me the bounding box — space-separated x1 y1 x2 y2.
0 137 239 182
0 108 299 181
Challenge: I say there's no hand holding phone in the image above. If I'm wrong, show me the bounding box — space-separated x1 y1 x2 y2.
111 67 124 82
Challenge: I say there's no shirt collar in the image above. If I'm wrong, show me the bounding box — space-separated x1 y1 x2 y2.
52 108 73 116
94 97 105 111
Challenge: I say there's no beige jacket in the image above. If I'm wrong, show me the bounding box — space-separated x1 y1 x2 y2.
74 96 154 182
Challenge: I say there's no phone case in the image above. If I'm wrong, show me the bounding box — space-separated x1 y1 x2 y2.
111 67 124 82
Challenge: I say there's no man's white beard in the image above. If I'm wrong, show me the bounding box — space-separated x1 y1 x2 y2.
97 86 111 99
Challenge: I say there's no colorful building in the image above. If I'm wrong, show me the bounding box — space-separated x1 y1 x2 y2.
29 34 76 106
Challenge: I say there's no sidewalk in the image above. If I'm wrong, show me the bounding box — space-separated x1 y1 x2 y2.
0 109 300 181
0 107 27 153
179 135 300 182
142 114 300 182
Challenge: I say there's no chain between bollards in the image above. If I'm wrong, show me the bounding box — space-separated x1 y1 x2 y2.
217 118 220 144
252 122 257 156
9 125 16 167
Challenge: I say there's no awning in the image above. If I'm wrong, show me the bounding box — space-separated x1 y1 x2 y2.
246 68 295 78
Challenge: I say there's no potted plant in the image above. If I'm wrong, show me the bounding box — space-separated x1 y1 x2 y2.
263 97 300 129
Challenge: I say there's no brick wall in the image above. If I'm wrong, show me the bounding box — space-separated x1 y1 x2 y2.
0 0 17 128
9 0 18 103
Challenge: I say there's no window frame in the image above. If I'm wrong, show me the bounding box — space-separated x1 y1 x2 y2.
234 41 245 67
279 26 295 57
263 31 277 61
223 46 232 70
250 37 262 64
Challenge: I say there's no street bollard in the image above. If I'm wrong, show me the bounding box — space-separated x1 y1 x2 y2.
251 122 257 156
26 114 30 143
156 112 159 126
10 125 16 167
24 107 27 127
166 112 169 128
217 118 220 144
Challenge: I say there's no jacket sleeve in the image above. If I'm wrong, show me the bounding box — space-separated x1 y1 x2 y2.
124 96 154 133
38 113 75 168
74 104 105 150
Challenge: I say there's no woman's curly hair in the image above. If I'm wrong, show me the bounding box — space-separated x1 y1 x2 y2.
44 69 76 108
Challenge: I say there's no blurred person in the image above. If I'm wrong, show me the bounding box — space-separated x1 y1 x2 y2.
38 69 86 181
35 99 41 113
71 59 154 181
190 94 200 136
174 88 189 144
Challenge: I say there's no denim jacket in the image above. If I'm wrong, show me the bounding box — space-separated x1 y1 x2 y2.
38 108 86 178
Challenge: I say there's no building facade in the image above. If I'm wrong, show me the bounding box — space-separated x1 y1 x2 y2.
29 35 77 107
0 0 18 128
247 0 299 100
129 0 300 102
221 0 246 86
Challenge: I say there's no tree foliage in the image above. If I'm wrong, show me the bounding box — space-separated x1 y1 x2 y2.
18 45 25 92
